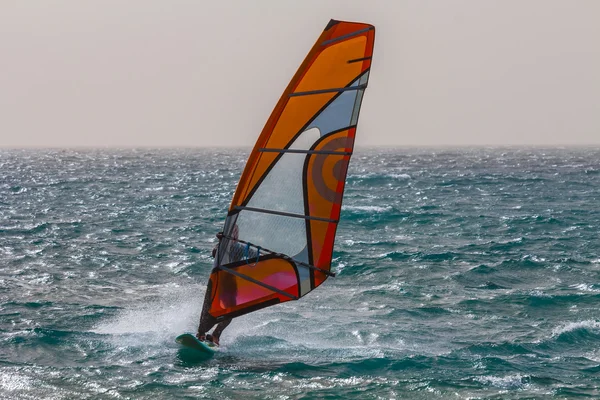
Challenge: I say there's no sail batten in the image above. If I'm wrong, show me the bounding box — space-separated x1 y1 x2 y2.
259 148 352 156
322 26 374 45
204 20 375 320
219 265 299 300
289 85 367 97
233 206 338 223
347 56 373 64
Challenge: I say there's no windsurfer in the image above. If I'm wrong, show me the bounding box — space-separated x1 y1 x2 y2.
196 224 256 345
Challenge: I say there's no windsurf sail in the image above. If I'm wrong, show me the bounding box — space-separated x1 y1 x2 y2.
208 19 375 321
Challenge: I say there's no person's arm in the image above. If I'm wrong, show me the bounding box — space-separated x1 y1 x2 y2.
211 232 224 258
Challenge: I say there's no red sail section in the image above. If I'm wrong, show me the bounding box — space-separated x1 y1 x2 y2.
208 257 299 319
305 128 357 287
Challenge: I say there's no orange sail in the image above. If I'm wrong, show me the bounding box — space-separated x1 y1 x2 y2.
208 19 375 321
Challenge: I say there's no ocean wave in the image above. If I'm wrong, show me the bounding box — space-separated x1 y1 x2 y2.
0 223 52 236
551 320 600 337
342 205 393 213
347 172 411 181
0 371 35 393
569 283 600 293
474 373 531 390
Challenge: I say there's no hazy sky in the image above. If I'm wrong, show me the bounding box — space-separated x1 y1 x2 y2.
1 0 599 147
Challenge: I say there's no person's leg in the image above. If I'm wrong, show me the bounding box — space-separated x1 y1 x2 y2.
196 280 216 339
211 319 232 345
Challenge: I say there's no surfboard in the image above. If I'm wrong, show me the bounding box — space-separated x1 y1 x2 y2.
175 333 217 360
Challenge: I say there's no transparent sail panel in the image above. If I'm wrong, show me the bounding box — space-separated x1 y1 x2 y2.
349 71 369 125
350 89 364 126
236 210 307 258
246 128 319 215
308 79 360 136
245 153 306 214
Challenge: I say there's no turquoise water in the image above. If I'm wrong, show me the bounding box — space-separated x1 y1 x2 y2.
1 148 599 399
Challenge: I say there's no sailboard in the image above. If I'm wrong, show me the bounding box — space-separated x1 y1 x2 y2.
176 333 217 361
206 19 375 323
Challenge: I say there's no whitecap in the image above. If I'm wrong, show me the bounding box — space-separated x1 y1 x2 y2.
570 283 600 293
0 371 34 392
551 320 600 337
475 374 529 390
342 205 392 213
387 173 411 180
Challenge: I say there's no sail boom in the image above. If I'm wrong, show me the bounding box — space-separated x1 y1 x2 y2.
221 235 336 278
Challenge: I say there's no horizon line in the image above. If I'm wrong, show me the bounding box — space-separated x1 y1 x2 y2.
2 144 600 151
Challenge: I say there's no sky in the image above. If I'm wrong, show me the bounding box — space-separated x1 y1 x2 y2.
1 0 599 148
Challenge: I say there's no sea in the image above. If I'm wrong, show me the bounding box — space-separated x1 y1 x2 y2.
1 147 599 399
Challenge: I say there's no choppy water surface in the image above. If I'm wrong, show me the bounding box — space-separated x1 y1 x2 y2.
1 148 599 399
